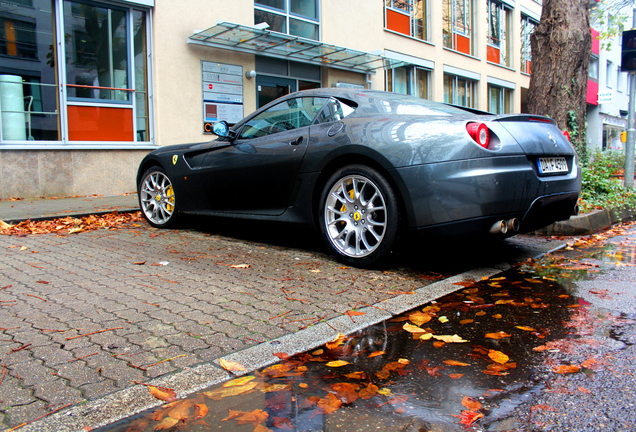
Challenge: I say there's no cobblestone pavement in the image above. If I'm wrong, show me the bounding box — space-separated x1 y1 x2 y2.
0 218 562 430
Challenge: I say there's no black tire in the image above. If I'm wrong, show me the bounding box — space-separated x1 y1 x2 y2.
138 166 179 228
318 164 401 268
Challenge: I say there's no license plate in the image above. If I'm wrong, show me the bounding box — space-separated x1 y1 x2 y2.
537 157 568 174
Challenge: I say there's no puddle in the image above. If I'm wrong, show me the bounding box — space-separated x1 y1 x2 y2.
97 237 636 432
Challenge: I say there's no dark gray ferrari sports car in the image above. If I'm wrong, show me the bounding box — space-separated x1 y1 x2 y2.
137 88 580 267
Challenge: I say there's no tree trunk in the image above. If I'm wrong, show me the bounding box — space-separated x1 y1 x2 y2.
528 0 591 157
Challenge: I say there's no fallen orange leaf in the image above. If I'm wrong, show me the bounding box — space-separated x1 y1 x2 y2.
454 410 484 425
553 365 580 374
488 350 510 364
485 332 511 339
222 409 269 425
219 358 247 373
326 333 346 350
443 360 471 366
326 360 350 367
461 396 482 411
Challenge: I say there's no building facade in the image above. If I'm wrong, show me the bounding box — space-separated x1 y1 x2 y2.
0 0 599 199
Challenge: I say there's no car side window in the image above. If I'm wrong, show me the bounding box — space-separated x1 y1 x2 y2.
238 97 329 139
315 98 357 124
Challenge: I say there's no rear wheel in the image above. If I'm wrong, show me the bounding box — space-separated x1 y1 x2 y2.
138 166 178 228
318 165 400 267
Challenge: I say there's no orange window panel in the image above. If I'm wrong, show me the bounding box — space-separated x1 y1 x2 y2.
487 45 500 64
454 34 471 55
67 106 134 141
386 9 410 36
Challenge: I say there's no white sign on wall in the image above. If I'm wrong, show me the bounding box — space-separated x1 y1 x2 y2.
202 61 244 133
598 91 614 104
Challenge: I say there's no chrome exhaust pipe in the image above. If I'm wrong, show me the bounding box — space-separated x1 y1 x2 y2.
490 220 508 234
507 218 520 232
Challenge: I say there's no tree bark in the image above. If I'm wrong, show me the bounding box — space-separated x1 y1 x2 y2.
528 0 592 155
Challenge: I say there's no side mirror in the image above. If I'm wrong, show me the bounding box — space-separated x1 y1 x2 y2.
212 121 230 137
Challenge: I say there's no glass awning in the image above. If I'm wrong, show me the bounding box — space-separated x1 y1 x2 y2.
188 22 405 74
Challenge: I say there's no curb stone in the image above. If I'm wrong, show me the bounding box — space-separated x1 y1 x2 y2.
533 206 636 236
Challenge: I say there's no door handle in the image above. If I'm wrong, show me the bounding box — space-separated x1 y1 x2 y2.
290 136 304 146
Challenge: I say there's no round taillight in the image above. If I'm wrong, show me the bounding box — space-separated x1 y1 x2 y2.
467 122 491 149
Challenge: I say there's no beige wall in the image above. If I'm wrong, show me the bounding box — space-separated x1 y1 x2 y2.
0 150 147 199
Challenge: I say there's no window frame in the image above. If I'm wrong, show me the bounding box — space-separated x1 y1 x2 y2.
254 0 320 40
444 73 477 108
442 0 475 55
384 0 430 42
520 14 537 74
387 65 430 99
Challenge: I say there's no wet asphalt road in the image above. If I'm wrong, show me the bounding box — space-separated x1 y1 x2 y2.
510 227 636 431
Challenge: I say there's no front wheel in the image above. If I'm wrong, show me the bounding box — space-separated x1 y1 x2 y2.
318 165 401 268
138 166 178 228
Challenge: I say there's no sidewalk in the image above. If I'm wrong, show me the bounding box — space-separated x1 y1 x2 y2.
0 194 140 223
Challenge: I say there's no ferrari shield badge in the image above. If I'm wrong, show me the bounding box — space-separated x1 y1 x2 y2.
172 155 178 165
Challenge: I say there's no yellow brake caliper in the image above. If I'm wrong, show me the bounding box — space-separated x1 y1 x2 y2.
166 186 175 212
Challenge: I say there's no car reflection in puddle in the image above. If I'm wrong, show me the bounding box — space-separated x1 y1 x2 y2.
98 236 634 432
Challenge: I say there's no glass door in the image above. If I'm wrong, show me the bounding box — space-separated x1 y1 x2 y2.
256 75 296 108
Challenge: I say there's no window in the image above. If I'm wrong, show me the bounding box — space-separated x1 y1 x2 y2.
239 97 327 139
589 56 599 79
442 0 474 55
606 60 614 88
488 84 512 114
387 66 430 99
64 1 129 102
487 0 512 67
384 0 429 41
254 0 319 40
0 0 151 144
0 17 37 59
520 15 537 74
0 0 59 141
444 74 476 108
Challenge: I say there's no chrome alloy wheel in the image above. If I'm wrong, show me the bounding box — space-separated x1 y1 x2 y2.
324 174 388 258
139 169 176 226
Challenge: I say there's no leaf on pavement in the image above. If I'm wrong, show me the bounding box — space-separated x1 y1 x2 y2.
553 364 581 374
485 331 511 339
140 383 177 402
454 410 484 425
317 393 342 414
223 376 255 387
345 310 366 317
408 310 432 326
461 396 482 411
403 323 426 333
230 264 250 269
219 358 247 373
359 383 379 399
367 351 385 358
488 350 510 364
325 333 346 350
443 360 471 367
344 371 367 380
203 381 258 400
326 360 350 367
515 326 536 331
193 403 209 419
331 382 360 404
432 334 468 343
222 409 269 425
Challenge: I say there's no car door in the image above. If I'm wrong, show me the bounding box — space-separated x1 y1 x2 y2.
199 96 329 216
